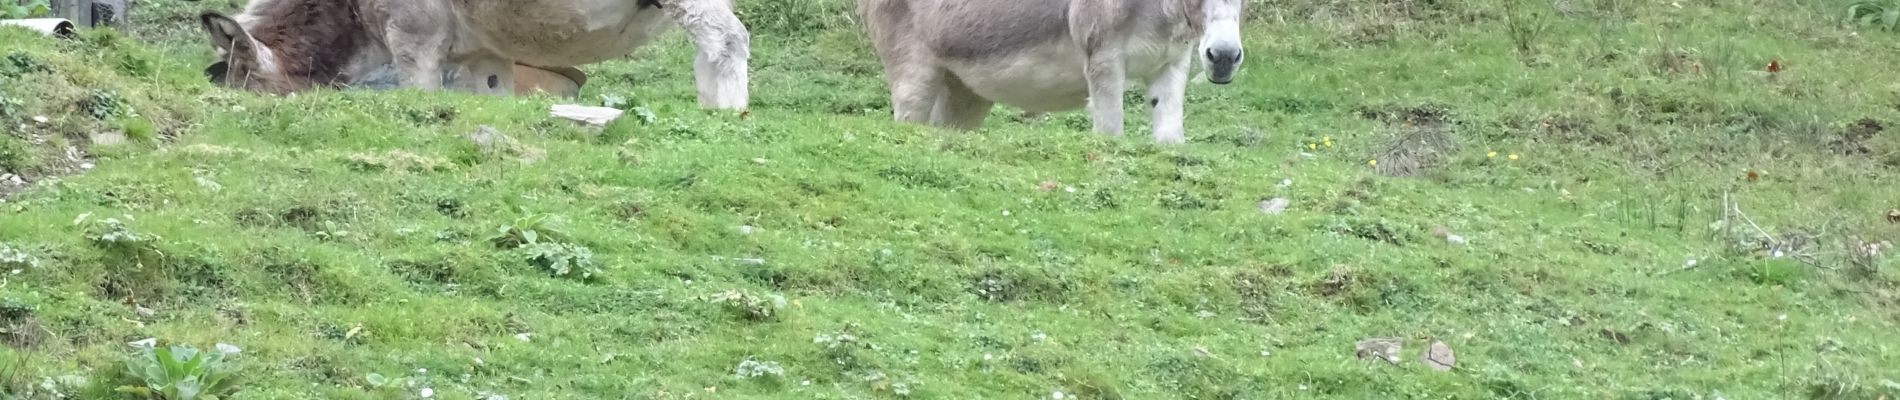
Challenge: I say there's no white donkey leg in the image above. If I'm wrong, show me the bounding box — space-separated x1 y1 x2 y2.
661 0 750 110
1146 52 1192 144
1082 50 1128 136
932 78 993 130
887 67 945 125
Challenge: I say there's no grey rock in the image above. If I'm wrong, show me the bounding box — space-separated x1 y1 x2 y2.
1258 198 1290 215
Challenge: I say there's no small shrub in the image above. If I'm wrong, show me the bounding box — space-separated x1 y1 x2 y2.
488 214 597 280
25 374 93 399
81 90 129 121
969 269 1072 303
121 117 158 142
0 135 35 172
1745 258 1802 286
0 297 33 321
0 243 40 270
116 342 242 400
340 151 451 173
488 214 567 250
708 289 787 321
1844 237 1893 277
1325 216 1421 246
0 297 46 349
513 242 599 281
1 52 49 78
1849 0 1900 31
1 0 50 20
812 327 874 371
1504 11 1551 58
733 358 785 380
0 94 21 119
1 365 82 400
82 217 165 268
115 50 157 78
84 218 158 246
1157 189 1213 210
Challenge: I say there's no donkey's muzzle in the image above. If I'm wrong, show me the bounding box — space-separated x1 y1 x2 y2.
1205 48 1242 85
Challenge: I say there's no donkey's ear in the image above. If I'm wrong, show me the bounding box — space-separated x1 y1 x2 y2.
200 12 251 52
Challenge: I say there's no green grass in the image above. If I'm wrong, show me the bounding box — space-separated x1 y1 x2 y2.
3 0 1900 398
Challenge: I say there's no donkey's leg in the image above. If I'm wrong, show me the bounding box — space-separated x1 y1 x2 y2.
1145 51 1192 144
660 0 751 110
932 77 994 130
887 66 946 125
1082 50 1128 137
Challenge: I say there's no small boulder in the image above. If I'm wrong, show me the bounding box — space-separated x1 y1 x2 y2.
466 126 544 164
550 105 623 126
1420 340 1455 371
1354 337 1403 364
1258 198 1290 215
1431 225 1468 246
90 131 128 146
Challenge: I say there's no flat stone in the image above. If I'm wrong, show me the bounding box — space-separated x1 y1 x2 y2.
91 131 128 146
1258 198 1290 215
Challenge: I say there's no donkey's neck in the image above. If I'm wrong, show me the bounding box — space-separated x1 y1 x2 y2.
1166 0 1208 37
241 0 369 87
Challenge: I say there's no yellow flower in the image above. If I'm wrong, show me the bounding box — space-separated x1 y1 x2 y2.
1308 143 1318 150
1322 136 1334 147
1509 153 1520 161
1368 159 1378 166
1487 151 1498 158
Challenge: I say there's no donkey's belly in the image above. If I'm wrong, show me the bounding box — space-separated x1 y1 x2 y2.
943 40 1190 113
451 0 672 66
945 44 1091 113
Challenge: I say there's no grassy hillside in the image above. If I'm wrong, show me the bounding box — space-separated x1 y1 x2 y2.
2 0 1899 398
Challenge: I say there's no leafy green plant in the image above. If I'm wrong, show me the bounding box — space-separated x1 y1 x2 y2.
79 215 165 269
0 134 35 172
488 214 598 280
0 93 20 119
82 90 129 120
2 0 51 19
733 358 785 380
1849 0 1900 31
487 214 567 249
514 241 599 280
2 52 50 79
1745 258 1803 286
1505 11 1552 58
120 116 158 142
708 289 787 321
0 297 33 322
0 243 39 270
116 342 242 400
600 93 657 125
